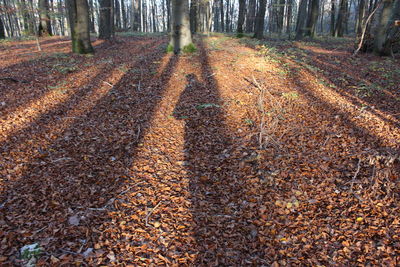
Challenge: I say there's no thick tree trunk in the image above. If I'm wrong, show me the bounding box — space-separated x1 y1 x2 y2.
254 0 267 39
373 0 399 55
295 0 308 39
38 0 52 36
170 0 192 54
67 0 94 53
99 0 114 39
237 0 246 33
305 0 319 37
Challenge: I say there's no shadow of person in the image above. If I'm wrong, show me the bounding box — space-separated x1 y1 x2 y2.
173 45 260 265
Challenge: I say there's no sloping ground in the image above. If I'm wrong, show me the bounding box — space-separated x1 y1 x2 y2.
0 35 399 266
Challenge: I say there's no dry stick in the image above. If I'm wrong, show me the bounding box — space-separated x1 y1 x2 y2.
353 1 382 56
350 159 362 192
145 201 162 227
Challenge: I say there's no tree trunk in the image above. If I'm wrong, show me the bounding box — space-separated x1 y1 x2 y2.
38 0 52 36
330 0 335 35
132 0 141 31
334 0 347 36
114 0 121 29
99 0 114 38
286 0 293 34
357 0 366 34
246 0 256 32
67 0 94 53
305 0 319 37
170 0 192 54
278 0 286 34
237 0 246 33
220 0 224 32
121 0 127 29
190 0 198 33
0 17 5 39
213 0 219 31
254 0 267 39
373 0 399 55
295 0 308 39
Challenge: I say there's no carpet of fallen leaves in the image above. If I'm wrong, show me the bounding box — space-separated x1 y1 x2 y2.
0 34 399 266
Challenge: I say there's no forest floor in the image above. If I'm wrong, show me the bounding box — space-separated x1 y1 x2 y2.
0 34 399 266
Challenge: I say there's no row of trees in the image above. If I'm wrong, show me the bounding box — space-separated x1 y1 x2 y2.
0 0 399 55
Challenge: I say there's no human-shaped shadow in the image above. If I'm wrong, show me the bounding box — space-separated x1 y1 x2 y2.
173 43 259 265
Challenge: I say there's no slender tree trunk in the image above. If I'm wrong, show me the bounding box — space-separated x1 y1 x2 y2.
286 0 293 34
213 0 219 31
151 0 156 32
170 0 192 53
122 0 127 29
88 0 95 32
0 17 5 39
254 0 267 38
330 0 335 35
220 0 224 31
114 0 121 29
225 0 230 32
334 0 347 36
357 0 366 34
67 0 94 53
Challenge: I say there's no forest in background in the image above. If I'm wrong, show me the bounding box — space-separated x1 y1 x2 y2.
0 0 399 55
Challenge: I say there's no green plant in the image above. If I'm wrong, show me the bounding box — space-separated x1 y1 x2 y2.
182 43 197 53
166 44 174 53
236 33 244 38
196 103 220 109
20 243 43 263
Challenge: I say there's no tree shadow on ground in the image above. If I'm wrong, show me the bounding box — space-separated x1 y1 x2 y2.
173 39 263 265
0 36 178 264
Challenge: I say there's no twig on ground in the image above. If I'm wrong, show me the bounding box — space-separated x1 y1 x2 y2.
145 201 162 227
350 159 362 192
0 77 28 83
103 81 114 87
